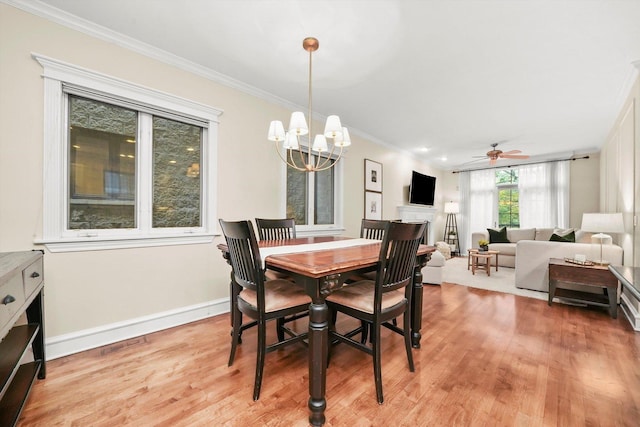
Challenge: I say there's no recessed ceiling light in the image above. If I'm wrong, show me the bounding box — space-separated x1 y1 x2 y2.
169 160 177 164
441 156 448 162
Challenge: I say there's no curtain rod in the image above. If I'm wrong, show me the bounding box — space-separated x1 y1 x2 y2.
451 155 590 174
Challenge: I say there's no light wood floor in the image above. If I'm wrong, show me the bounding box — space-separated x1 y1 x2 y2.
18 283 640 426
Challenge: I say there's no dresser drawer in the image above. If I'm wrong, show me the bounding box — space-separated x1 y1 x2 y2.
0 274 26 331
22 257 44 298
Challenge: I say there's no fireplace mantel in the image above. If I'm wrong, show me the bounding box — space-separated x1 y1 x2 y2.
397 205 438 245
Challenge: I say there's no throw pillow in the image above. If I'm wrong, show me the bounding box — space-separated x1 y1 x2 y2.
553 227 575 237
487 226 510 243
549 230 575 243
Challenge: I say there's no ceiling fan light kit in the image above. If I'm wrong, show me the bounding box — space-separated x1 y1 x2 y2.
483 142 530 165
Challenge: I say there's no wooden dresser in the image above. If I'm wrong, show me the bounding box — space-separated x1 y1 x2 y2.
0 251 46 426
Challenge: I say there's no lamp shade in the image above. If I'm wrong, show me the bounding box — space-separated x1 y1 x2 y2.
581 212 624 233
267 120 285 142
312 135 328 153
283 131 299 149
334 127 351 147
288 112 309 135
444 202 459 214
323 115 343 139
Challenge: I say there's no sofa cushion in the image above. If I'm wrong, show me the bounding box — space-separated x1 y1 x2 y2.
535 228 555 241
553 227 575 237
488 242 516 256
487 226 510 243
507 228 535 242
550 230 575 242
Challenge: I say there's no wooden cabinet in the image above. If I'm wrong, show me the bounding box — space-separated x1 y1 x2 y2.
548 258 618 318
0 251 45 426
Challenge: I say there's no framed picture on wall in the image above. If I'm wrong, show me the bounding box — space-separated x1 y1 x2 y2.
364 159 382 192
365 191 383 220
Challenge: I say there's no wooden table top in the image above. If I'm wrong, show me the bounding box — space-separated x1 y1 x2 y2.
468 249 499 255
549 257 610 271
218 236 434 279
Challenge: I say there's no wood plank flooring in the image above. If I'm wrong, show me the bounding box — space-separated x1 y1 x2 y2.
18 283 640 426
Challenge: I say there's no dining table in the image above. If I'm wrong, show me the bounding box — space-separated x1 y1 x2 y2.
217 235 434 426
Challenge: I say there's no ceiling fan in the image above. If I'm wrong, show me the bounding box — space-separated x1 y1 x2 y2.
475 142 530 165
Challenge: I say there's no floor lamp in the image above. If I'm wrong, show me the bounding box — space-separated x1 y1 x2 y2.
444 202 460 256
580 212 624 265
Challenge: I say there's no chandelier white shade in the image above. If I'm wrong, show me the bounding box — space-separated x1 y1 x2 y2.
267 37 351 172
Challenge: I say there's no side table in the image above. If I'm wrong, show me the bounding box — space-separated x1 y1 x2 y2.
548 258 618 318
468 249 499 272
470 252 493 276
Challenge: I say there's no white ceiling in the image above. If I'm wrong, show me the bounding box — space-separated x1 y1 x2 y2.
18 0 640 170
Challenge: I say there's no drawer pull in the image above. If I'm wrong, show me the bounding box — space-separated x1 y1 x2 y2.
2 294 16 305
31 272 40 278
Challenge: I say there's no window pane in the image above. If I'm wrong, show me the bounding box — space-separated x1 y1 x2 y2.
287 161 308 225
152 117 202 228
498 188 519 228
496 169 518 184
314 159 335 224
68 96 137 229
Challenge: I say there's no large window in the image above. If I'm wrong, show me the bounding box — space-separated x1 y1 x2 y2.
496 169 519 228
286 153 341 232
35 55 221 251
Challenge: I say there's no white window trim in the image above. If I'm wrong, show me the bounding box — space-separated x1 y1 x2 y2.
280 150 345 237
32 53 223 252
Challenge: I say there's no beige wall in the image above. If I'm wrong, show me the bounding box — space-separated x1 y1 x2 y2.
0 5 443 343
569 154 600 228
601 75 639 266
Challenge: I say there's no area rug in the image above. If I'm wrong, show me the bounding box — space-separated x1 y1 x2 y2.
441 256 548 301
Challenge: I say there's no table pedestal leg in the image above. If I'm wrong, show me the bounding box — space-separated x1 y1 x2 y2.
308 301 327 426
411 254 429 348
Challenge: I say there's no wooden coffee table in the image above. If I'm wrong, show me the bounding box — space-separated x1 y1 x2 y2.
470 252 495 276
468 249 499 273
548 258 618 318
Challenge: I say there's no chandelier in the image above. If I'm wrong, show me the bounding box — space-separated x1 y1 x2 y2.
267 37 351 172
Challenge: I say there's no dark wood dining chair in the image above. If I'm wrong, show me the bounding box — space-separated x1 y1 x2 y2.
347 219 392 343
327 221 426 403
219 219 310 401
254 217 307 341
360 219 389 240
255 217 296 240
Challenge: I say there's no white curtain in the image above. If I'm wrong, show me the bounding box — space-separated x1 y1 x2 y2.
518 161 569 228
458 172 470 254
459 169 496 254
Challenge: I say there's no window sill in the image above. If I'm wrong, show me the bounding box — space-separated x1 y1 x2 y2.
295 226 345 238
34 234 216 253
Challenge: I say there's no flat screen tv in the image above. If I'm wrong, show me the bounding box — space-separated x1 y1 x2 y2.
409 171 436 206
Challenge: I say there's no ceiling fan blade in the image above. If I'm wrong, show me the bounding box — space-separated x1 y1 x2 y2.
500 149 521 155
500 154 530 159
459 158 487 166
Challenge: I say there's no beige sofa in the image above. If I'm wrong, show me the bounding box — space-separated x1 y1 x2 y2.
471 228 558 268
472 227 624 292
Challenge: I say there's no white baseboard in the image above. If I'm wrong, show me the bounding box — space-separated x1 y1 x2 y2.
621 293 640 331
46 298 229 360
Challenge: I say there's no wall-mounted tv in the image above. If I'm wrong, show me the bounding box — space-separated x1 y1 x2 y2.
409 171 436 206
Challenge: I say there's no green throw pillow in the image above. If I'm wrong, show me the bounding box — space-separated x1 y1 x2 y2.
549 231 575 243
487 226 510 243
